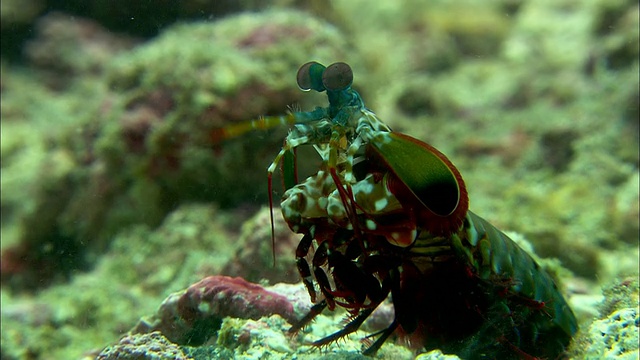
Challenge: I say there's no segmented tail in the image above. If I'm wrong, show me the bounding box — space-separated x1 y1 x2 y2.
458 211 578 340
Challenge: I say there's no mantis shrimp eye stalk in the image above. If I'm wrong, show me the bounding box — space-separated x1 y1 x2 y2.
322 62 353 91
297 61 327 92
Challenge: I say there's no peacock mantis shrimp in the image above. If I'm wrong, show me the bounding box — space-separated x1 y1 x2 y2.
211 61 578 359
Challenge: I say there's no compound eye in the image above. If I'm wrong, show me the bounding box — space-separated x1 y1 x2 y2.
297 61 326 92
322 62 353 91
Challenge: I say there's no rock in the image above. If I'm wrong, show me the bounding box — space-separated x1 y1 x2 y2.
132 275 296 346
583 308 639 359
97 332 191 360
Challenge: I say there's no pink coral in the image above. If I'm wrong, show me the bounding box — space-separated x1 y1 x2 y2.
132 275 295 345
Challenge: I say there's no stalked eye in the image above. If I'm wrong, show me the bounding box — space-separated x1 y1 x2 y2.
322 62 353 91
297 61 326 92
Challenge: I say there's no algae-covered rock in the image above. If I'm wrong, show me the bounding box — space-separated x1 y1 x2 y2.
105 204 236 293
1 9 351 292
24 12 137 88
0 65 112 291
91 8 351 234
222 207 301 285
97 332 191 360
570 277 640 359
415 350 462 360
216 317 293 354
582 308 639 359
593 0 639 71
0 204 235 359
599 277 640 320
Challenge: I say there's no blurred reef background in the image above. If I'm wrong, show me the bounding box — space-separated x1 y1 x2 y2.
1 0 638 359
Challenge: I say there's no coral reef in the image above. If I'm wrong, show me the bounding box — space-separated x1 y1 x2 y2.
132 275 296 345
1 0 638 359
200 312 415 360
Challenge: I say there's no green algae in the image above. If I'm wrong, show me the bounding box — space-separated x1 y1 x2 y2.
599 277 640 318
222 207 302 285
0 69 107 242
0 204 234 359
91 8 353 231
204 314 414 360
1 9 352 292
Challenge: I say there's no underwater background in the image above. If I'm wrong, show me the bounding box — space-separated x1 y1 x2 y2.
1 0 638 359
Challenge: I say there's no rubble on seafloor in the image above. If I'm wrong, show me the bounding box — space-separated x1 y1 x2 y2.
94 275 640 360
95 272 640 360
96 332 191 360
95 276 415 360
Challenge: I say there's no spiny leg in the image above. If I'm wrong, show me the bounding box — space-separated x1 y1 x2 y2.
288 299 328 335
312 307 375 346
362 319 399 356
